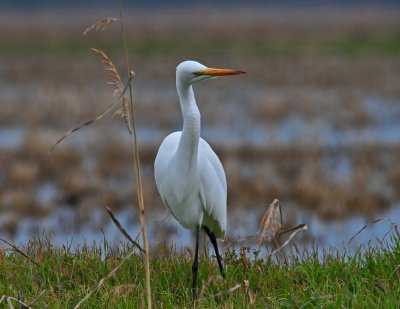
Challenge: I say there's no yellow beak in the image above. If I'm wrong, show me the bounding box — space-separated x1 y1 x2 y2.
194 68 246 76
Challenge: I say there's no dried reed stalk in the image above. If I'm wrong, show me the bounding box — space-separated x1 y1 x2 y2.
237 199 308 255
197 277 254 305
0 295 31 308
236 199 282 244
348 217 399 244
49 48 133 153
0 290 46 308
256 199 282 245
270 224 308 256
83 17 120 36
105 206 144 252
27 290 46 307
256 199 308 254
90 48 122 89
119 6 152 308
90 47 133 133
54 12 151 307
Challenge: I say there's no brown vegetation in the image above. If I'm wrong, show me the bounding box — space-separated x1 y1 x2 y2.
0 7 399 242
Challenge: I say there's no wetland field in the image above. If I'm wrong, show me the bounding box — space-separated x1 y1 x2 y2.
1 6 400 251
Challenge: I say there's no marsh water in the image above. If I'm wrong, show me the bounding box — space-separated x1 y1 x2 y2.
1 8 400 255
1 93 399 254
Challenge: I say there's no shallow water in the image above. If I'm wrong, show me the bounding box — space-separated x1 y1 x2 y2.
0 127 26 150
1 87 400 254
1 94 399 148
6 202 399 258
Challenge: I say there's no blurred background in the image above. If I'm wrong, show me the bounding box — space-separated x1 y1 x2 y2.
0 0 399 252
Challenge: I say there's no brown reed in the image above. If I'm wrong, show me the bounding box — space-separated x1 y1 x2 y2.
83 17 120 36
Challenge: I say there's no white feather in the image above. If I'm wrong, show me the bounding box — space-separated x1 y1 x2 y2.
154 60 229 239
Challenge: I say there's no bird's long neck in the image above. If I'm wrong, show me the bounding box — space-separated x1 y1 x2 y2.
176 80 200 174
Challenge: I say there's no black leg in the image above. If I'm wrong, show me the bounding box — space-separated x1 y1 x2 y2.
203 226 225 278
192 225 200 301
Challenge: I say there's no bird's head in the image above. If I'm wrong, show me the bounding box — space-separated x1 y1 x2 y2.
176 60 245 85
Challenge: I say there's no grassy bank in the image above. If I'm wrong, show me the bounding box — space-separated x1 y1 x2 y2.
1 34 400 57
1 8 400 58
1 233 399 308
1 7 400 308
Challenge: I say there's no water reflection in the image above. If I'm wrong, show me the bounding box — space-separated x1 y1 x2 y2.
6 203 400 257
0 127 26 150
1 80 400 254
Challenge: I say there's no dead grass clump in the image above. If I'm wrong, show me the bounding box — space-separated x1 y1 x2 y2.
137 145 157 165
17 133 83 182
9 162 39 187
289 159 334 217
388 165 400 200
96 141 131 176
225 161 263 206
332 97 374 130
101 190 123 209
20 133 52 158
0 7 399 251
45 148 83 179
0 189 47 217
344 191 390 215
1 190 31 212
292 182 326 212
252 92 290 123
0 213 18 236
223 142 397 220
59 172 93 201
112 284 136 297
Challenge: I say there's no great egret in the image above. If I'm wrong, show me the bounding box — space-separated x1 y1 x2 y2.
154 60 245 299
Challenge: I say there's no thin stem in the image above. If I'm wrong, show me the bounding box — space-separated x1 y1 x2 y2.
119 3 152 309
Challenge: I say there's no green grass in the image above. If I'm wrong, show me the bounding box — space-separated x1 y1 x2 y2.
334 36 400 55
1 234 399 308
1 35 400 57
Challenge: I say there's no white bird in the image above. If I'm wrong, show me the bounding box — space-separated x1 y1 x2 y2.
154 60 245 298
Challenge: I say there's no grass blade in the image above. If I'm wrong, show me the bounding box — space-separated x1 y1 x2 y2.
348 217 397 244
49 99 120 153
27 290 46 307
105 206 144 252
74 249 137 309
0 238 39 267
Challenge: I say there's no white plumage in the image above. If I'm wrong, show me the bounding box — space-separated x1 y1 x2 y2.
154 60 245 298
155 131 227 238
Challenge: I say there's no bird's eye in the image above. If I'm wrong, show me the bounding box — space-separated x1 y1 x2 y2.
192 71 204 77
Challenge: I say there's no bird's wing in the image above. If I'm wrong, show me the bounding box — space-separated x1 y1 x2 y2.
198 138 227 239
